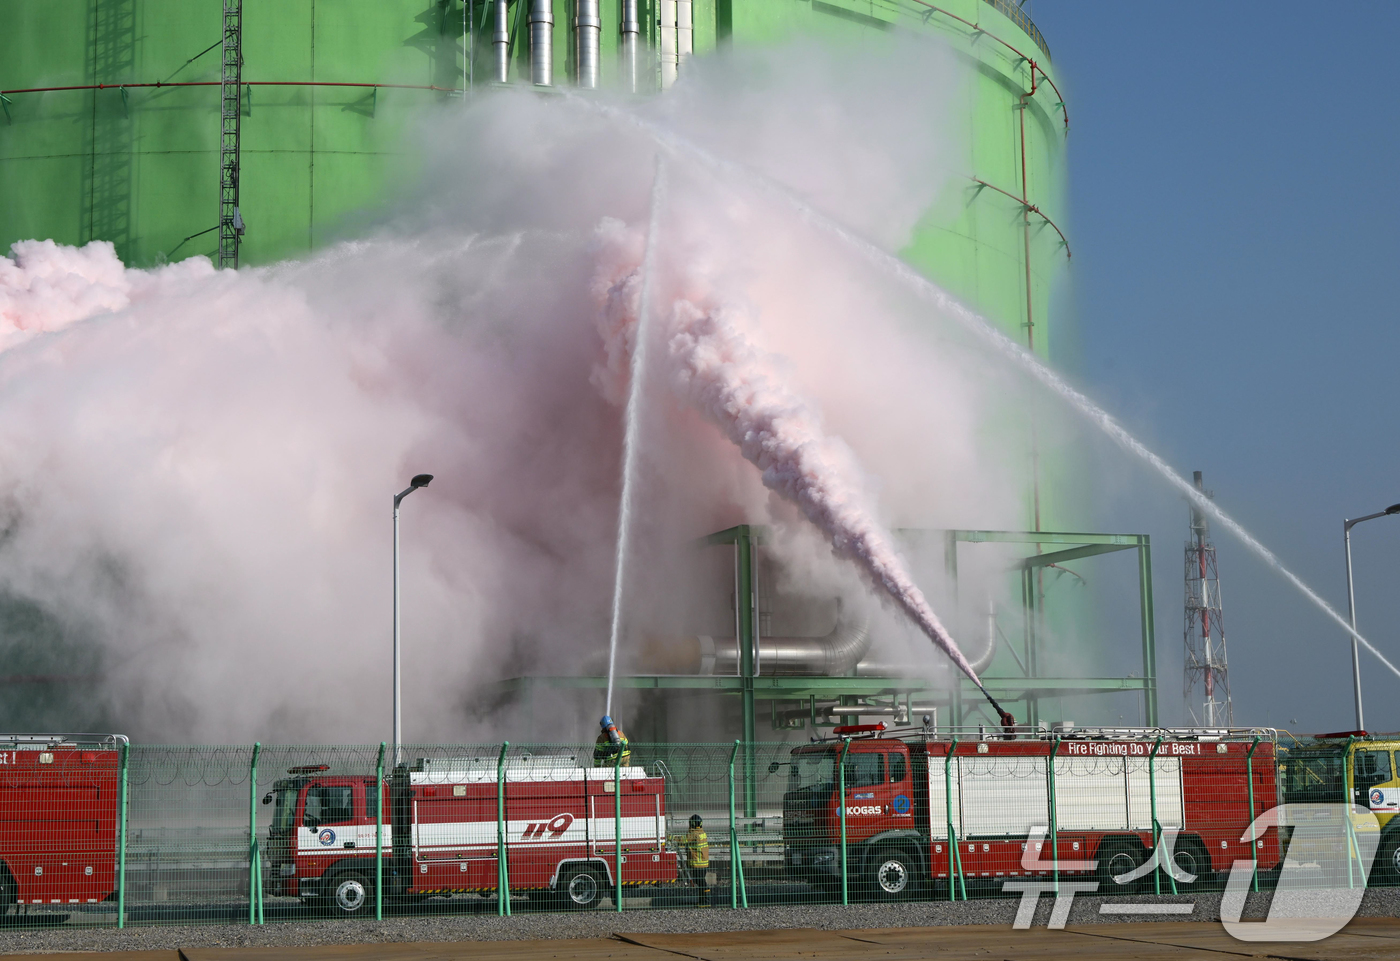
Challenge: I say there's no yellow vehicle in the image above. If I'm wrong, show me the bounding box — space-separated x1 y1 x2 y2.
1281 732 1400 884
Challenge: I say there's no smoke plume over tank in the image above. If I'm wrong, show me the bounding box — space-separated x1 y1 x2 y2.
593 228 985 685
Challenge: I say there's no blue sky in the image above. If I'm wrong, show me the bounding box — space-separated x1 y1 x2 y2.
1025 2 1400 732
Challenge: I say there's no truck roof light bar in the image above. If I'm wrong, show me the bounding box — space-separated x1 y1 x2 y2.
287 764 331 774
831 723 886 737
1314 730 1368 739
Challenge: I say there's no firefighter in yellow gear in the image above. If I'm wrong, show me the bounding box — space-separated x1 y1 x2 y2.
593 715 631 767
676 814 710 906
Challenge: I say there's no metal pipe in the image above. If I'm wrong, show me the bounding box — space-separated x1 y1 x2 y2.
492 0 510 83
529 0 553 86
575 0 600 89
677 0 693 70
698 613 871 676
620 0 640 94
905 0 1070 131
659 0 678 89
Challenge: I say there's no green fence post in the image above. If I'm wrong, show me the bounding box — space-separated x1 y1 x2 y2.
248 742 263 925
1048 736 1060 897
1343 735 1358 890
727 740 747 908
614 744 623 912
838 737 851 905
376 742 386 920
1149 736 1173 896
495 742 511 916
1245 736 1261 894
116 740 129 929
946 737 965 901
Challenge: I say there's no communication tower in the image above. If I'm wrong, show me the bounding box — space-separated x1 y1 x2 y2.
1184 470 1231 725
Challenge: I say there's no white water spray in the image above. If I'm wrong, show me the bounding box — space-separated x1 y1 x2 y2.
604 160 668 717
582 104 1400 687
664 297 988 688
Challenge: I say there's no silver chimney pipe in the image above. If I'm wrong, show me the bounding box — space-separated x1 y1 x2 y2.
574 0 601 89
491 0 510 84
529 0 553 86
620 0 641 93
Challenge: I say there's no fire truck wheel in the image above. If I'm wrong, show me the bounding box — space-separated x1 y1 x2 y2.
866 845 916 901
0 865 15 915
1167 837 1211 890
1373 830 1400 886
1096 839 1148 894
556 866 603 910
326 870 373 917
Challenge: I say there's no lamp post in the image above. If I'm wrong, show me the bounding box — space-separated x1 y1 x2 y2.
1344 502 1400 731
394 473 434 765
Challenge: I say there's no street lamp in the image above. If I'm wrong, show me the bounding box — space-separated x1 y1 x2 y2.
394 473 433 765
1344 501 1400 731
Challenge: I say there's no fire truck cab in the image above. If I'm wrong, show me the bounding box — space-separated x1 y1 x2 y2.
1280 731 1400 885
0 734 125 914
781 724 1282 900
267 751 678 915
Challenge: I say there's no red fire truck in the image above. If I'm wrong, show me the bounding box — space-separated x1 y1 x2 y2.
780 724 1281 900
0 734 125 913
266 751 678 915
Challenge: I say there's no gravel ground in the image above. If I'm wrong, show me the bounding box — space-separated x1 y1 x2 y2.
3 887 1399 955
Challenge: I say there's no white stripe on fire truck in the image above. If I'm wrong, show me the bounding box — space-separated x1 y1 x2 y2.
412 815 662 851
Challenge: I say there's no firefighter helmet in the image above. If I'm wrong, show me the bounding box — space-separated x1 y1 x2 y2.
689 814 703 828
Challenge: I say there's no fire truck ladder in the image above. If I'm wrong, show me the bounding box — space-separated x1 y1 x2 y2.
1184 471 1232 726
218 0 244 269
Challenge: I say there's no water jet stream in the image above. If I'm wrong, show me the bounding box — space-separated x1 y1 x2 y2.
597 110 1400 687
604 159 668 717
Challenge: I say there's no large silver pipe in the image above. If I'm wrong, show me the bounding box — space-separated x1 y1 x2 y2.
659 0 678 89
620 0 640 93
528 0 553 86
574 0 600 89
677 0 693 69
491 0 510 84
697 611 871 677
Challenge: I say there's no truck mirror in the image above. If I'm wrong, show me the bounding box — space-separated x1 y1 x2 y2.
261 793 273 805
304 814 319 830
768 762 781 774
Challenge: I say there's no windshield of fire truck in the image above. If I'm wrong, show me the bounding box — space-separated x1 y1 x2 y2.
271 784 300 835
788 750 836 798
1283 750 1345 804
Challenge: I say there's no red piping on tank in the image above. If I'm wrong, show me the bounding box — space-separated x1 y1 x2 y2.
908 0 1069 131
970 178 1070 258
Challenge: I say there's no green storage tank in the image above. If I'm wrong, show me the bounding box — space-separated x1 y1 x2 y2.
1 0 1084 727
1 0 1066 350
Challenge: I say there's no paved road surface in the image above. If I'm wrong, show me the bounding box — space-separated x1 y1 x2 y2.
7 920 1400 961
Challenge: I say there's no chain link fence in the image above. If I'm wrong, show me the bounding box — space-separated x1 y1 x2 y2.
0 729 1388 927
